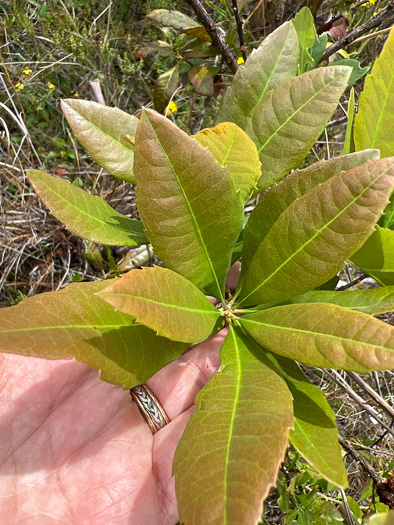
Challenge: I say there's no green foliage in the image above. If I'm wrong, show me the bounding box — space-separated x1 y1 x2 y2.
355 28 394 158
2 11 394 525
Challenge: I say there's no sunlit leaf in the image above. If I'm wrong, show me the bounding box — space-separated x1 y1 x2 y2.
134 108 244 300
147 9 200 30
218 22 299 129
173 326 293 524
239 157 394 306
292 7 316 73
354 28 394 157
98 267 222 343
61 99 138 183
0 281 187 388
268 353 348 488
245 66 351 190
27 169 147 246
368 511 394 524
290 286 394 315
195 122 261 203
153 65 180 112
183 26 211 41
351 226 394 285
341 87 356 155
241 303 394 372
241 150 379 273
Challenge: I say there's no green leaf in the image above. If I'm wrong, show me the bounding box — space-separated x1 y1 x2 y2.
368 511 394 524
217 22 299 129
290 286 394 315
195 122 261 203
245 66 352 190
173 325 293 524
0 281 187 388
268 354 348 488
241 150 379 274
241 302 394 372
98 266 222 343
309 33 328 64
27 169 147 246
146 9 199 30
61 99 138 183
153 65 180 112
292 7 316 73
380 193 394 228
332 59 369 85
351 226 394 285
239 157 394 306
183 26 211 42
354 28 394 158
341 87 356 155
134 108 244 300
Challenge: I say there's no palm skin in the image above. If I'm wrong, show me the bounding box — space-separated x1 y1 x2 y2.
0 264 241 524
0 330 227 525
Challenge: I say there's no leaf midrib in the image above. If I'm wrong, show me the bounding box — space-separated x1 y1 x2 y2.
255 72 347 154
1 323 132 334
223 326 242 522
33 176 145 239
146 112 224 301
239 164 393 306
100 292 220 316
242 317 393 354
243 25 294 119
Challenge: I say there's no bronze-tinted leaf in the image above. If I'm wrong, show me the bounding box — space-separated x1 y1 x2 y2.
239 158 394 306
173 326 293 524
98 267 222 343
245 66 351 190
241 303 394 372
134 109 244 300
0 281 187 388
241 150 379 274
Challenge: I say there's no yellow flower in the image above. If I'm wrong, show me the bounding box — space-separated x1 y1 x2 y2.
74 92 79 97
16 82 24 90
237 56 244 65
47 82 55 90
165 101 178 116
23 68 32 75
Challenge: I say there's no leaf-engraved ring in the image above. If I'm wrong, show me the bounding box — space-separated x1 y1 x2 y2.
130 384 170 434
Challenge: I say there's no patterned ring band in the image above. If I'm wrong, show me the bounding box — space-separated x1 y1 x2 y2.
130 384 170 434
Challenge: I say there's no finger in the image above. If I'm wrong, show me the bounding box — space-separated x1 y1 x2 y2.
145 327 227 421
226 261 242 292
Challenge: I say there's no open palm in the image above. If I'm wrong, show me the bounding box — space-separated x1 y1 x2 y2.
0 329 227 525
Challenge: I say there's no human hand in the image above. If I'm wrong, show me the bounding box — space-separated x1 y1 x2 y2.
0 264 241 524
0 330 226 525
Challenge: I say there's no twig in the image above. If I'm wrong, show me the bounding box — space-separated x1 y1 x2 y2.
348 26 393 46
326 369 394 438
185 0 238 73
346 371 394 420
336 273 367 291
319 2 394 62
339 435 385 484
339 488 357 525
231 0 247 62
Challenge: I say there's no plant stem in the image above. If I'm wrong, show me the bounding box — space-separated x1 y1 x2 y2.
231 0 247 62
185 0 239 73
319 2 394 63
